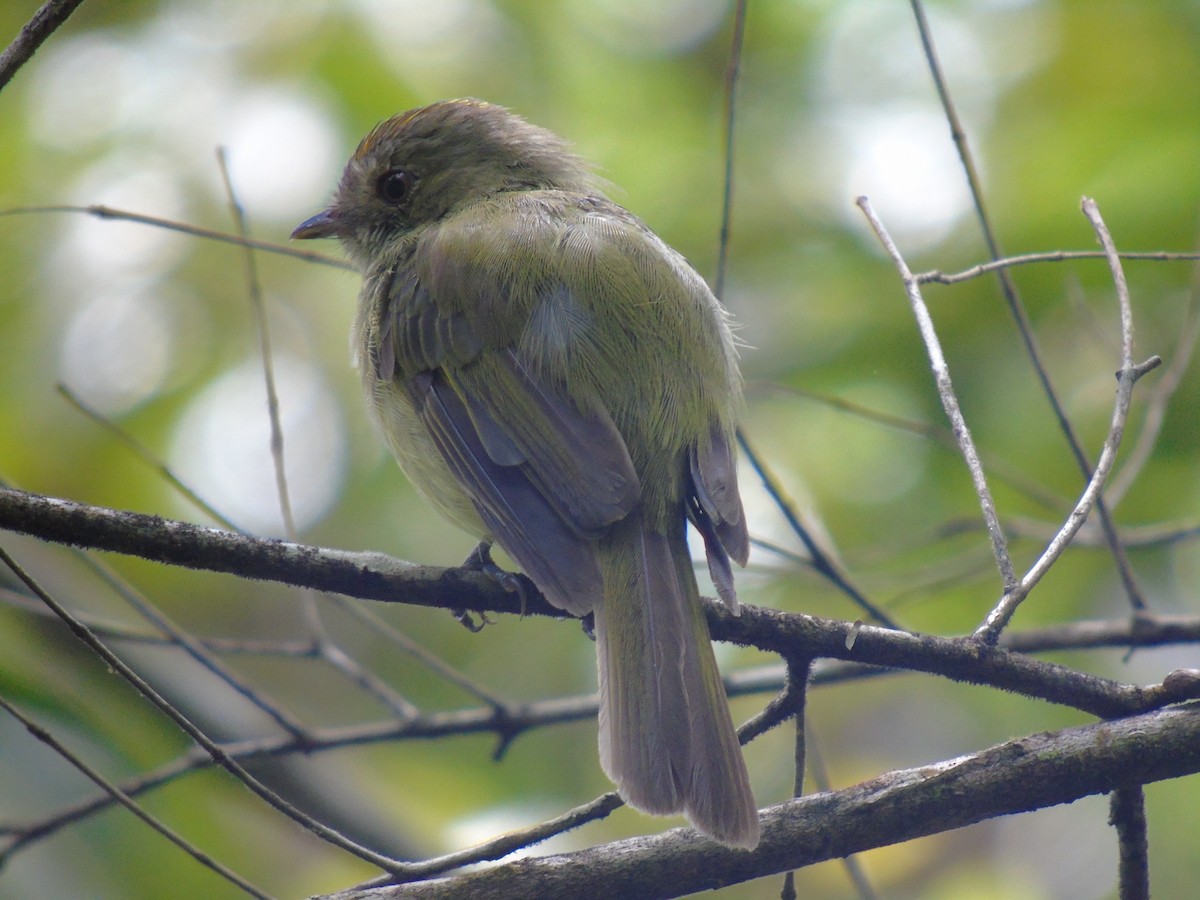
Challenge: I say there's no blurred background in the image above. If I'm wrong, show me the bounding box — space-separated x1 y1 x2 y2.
1 0 1199 897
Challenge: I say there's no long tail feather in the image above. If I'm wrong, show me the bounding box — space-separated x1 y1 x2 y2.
594 513 760 848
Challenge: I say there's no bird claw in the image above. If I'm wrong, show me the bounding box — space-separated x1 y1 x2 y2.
460 540 529 619
451 608 490 632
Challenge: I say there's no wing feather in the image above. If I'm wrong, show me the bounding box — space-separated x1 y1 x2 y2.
408 371 603 616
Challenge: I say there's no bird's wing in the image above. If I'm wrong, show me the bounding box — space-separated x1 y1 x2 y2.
406 366 622 616
379 210 643 616
686 423 749 611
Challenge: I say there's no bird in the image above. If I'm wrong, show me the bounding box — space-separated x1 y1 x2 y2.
292 98 759 848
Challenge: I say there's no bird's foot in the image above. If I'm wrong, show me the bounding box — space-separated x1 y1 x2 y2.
453 541 528 626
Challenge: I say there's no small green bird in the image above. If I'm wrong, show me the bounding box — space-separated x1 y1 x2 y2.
293 99 759 848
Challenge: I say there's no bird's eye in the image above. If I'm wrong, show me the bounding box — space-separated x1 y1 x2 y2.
378 170 415 205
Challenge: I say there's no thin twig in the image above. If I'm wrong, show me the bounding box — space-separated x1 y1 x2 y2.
0 0 85 92
736 676 800 745
714 0 748 299
745 536 819 572
0 545 414 876
56 384 241 530
216 149 483 719
9 573 1198 682
1 689 616 872
787 657 811 800
0 586 317 651
855 196 1017 594
353 793 626 889
309 630 421 721
0 692 275 900
762 382 1068 513
908 0 1147 613
217 146 338 692
781 691 803 900
952 515 1200 550
57 384 474 716
7 609 1200 862
322 594 508 709
804 727 879 900
0 204 353 268
917 249 1200 285
880 540 997 609
78 551 311 738
737 431 900 629
1105 260 1200 506
974 199 1154 640
216 148 297 540
43 389 327 735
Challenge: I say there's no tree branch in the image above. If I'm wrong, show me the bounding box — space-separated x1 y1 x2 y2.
5 486 1200 722
316 702 1200 899
0 485 549 617
0 0 85 93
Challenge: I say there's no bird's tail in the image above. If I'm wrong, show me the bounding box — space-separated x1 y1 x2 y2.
594 512 760 849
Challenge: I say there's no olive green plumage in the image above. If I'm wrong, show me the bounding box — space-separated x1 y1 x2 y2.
294 99 759 848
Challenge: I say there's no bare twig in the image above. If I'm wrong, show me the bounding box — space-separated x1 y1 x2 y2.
56 385 241 531
787 658 811 801
1000 614 1200 654
762 382 1067 513
1105 261 1200 507
216 147 297 540
855 196 1016 593
714 0 748 299
917 249 1200 285
0 0 85 92
737 431 900 629
0 586 315 651
908 0 1147 613
725 603 1200 719
974 199 1155 640
78 551 311 738
951 515 1200 551
321 594 507 708
46 389 325 729
803 728 879 900
736 658 807 746
8 605 1200 863
0 205 353 268
780 658 828 900
1110 786 1149 900
58 384 481 716
218 150 497 719
0 693 275 900
0 689 606 862
352 792 627 890
0 546 414 876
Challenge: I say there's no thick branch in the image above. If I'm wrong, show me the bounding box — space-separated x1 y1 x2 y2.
0 486 552 617
5 487 1200 721
719 606 1196 719
0 0 85 93
318 702 1200 899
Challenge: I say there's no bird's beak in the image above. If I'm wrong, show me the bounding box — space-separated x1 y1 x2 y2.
291 208 340 240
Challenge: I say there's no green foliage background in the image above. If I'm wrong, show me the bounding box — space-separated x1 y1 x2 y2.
1 1 1198 898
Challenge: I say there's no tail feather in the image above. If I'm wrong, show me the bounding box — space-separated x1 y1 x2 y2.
594 513 760 849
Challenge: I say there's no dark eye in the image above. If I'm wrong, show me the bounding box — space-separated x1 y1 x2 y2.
377 169 415 205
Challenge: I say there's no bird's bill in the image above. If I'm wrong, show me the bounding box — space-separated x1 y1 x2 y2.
291 208 340 240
